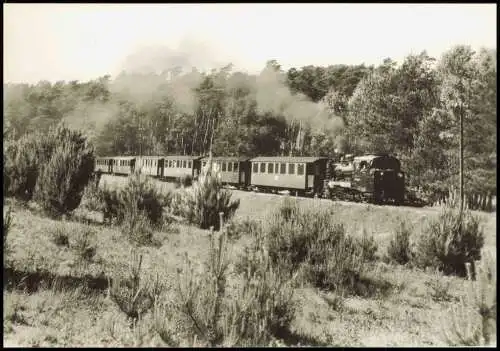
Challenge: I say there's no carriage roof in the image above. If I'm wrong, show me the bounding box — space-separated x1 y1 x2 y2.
250 156 327 163
200 156 251 162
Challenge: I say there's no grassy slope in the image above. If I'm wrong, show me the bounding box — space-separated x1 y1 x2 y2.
3 175 497 347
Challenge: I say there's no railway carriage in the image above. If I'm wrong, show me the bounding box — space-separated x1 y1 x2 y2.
136 156 164 178
95 157 114 174
112 156 136 175
200 156 251 188
249 156 328 196
163 155 203 180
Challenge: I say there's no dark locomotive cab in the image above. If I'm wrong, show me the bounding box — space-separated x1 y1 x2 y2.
353 154 405 204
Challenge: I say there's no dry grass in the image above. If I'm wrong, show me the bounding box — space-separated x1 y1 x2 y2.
3 175 497 347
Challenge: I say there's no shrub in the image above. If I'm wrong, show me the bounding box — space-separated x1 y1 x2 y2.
70 225 97 263
51 224 70 247
154 213 295 347
355 229 378 262
118 171 166 227
174 175 193 189
223 217 261 241
307 234 365 293
442 252 497 346
34 125 95 217
264 199 367 294
109 250 162 325
227 231 296 346
3 206 14 249
172 158 240 230
100 186 122 224
80 172 103 212
388 221 413 265
4 131 55 201
99 172 169 231
415 208 484 277
426 268 453 302
122 209 157 247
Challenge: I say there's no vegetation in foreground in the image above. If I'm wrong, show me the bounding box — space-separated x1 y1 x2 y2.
3 129 496 346
4 175 496 347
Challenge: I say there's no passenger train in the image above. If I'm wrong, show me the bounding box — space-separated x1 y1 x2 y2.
95 153 406 205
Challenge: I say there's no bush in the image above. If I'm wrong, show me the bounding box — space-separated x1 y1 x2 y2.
119 171 167 227
172 158 239 230
70 225 97 263
154 214 295 347
3 206 14 249
355 229 378 262
223 217 261 241
100 186 122 224
174 175 193 189
264 198 367 294
415 208 485 277
443 252 497 345
100 172 168 228
387 221 413 265
122 210 157 247
34 125 95 217
110 250 162 325
80 171 103 212
51 224 70 247
4 131 55 201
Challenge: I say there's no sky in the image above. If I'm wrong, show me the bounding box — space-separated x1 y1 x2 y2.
3 3 497 84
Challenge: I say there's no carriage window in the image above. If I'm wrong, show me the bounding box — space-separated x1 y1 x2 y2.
260 163 266 173
234 162 238 172
228 162 233 172
280 163 286 174
268 163 274 173
188 160 192 168
182 160 186 168
253 163 258 173
288 163 295 174
297 163 305 175
222 162 227 172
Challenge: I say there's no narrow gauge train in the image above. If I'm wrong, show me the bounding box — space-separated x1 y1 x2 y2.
95 153 405 205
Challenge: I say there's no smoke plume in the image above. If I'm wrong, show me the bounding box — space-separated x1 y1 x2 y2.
254 64 344 147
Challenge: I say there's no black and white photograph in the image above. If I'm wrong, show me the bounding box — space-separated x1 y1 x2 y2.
3 3 496 347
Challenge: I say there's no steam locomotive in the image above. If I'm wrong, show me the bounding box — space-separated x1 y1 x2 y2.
95 153 405 205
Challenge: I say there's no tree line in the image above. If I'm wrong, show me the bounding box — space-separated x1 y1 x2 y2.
3 45 496 202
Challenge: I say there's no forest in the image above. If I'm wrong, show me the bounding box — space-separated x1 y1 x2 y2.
3 45 496 203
